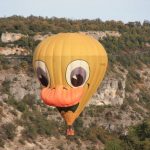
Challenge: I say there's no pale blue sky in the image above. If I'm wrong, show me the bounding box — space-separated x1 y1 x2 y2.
0 0 149 23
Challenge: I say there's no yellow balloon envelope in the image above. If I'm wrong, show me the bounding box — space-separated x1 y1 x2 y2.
33 33 108 135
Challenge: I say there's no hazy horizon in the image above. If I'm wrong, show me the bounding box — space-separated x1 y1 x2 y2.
0 0 149 23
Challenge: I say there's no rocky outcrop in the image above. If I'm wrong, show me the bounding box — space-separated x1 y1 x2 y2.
0 46 30 55
90 66 128 106
33 34 48 41
1 32 26 43
80 31 121 40
136 66 150 90
33 33 53 41
90 77 126 106
145 42 150 47
32 31 121 42
0 69 40 101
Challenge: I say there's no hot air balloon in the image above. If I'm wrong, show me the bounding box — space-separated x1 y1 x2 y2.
33 33 108 135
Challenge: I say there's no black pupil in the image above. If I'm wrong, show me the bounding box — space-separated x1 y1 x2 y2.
37 67 48 87
70 67 86 87
71 74 84 87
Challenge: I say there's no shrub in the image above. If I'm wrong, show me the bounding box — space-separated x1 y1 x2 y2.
16 101 27 112
1 80 11 94
86 105 105 117
125 96 135 106
22 94 36 109
2 123 16 140
21 109 59 141
105 139 123 150
121 120 150 150
0 139 4 147
4 94 37 112
125 76 134 93
4 96 27 112
135 121 150 140
0 123 16 145
74 117 83 135
22 124 37 140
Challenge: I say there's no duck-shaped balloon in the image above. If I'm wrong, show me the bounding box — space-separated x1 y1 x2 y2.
33 33 108 135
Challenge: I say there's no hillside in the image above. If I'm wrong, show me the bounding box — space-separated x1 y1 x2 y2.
0 16 150 150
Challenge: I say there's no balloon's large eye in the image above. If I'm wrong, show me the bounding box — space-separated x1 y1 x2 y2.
71 67 86 87
35 61 50 87
66 60 89 87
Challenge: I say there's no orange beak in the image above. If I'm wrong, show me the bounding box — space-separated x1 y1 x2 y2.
40 85 84 107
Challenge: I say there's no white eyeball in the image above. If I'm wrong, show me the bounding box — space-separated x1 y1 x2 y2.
66 60 90 87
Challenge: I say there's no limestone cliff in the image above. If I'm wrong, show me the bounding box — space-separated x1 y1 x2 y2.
1 32 26 43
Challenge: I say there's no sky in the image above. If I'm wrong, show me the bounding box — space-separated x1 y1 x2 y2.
0 0 149 23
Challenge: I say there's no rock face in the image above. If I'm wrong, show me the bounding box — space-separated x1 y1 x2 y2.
80 31 121 40
136 67 150 90
145 42 150 47
90 66 128 106
32 31 121 42
10 73 40 100
0 69 40 101
90 77 126 106
0 31 121 56
33 33 53 41
1 32 26 43
0 47 30 55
